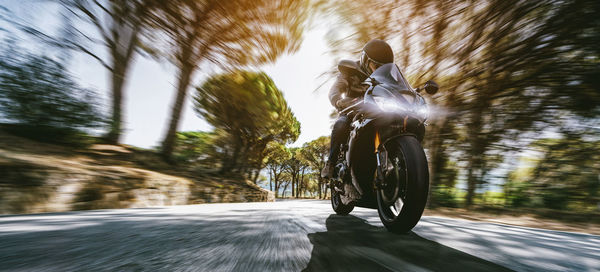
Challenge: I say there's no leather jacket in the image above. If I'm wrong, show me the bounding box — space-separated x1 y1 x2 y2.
328 60 369 111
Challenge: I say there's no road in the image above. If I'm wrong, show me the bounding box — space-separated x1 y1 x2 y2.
0 200 598 271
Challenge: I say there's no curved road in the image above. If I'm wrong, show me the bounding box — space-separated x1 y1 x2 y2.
0 200 598 271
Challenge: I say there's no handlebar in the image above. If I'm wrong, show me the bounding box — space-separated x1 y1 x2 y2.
340 100 363 115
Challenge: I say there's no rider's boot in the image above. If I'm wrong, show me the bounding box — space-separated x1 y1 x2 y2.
344 183 360 201
320 161 334 179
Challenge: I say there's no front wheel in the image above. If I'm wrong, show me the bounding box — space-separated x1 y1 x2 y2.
376 136 429 233
331 180 354 215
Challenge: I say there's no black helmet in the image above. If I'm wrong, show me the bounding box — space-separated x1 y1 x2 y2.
360 39 394 74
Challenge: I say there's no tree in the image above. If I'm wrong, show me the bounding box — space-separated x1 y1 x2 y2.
173 131 221 168
280 172 293 198
528 136 600 210
150 0 310 159
0 42 104 144
193 70 300 175
264 142 291 198
2 0 154 144
299 136 330 199
323 0 600 207
284 147 310 198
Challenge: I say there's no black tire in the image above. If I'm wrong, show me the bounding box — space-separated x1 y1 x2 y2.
331 180 354 215
376 136 429 233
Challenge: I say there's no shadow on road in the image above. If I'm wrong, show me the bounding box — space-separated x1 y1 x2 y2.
303 214 512 271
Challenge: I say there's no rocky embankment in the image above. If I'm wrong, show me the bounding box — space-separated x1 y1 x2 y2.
0 132 273 214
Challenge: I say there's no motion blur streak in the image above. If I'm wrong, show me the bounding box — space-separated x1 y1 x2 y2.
320 0 600 209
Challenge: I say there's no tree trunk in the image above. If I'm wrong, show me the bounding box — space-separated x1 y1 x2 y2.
221 137 242 173
274 177 279 198
93 2 144 145
252 169 260 184
298 168 304 198
104 40 136 144
282 182 290 198
105 63 125 144
236 143 251 174
426 117 451 207
161 51 195 160
318 177 322 199
465 104 485 207
291 174 295 198
269 170 273 191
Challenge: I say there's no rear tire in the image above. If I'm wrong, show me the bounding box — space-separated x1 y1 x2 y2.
331 180 354 215
376 136 429 233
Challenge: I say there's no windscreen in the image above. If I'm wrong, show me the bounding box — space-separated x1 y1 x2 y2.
370 63 412 92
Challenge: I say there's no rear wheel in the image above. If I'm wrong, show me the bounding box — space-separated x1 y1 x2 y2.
330 180 354 215
376 136 429 233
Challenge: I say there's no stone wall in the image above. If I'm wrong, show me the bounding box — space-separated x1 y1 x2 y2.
0 160 274 214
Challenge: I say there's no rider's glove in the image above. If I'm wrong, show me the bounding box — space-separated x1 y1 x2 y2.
336 97 360 110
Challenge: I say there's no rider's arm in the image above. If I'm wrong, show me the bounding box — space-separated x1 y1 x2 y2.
347 75 367 95
329 74 349 110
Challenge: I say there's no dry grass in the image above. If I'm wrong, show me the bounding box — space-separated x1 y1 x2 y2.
424 207 600 235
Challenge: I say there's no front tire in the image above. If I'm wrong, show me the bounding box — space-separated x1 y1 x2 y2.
376 136 429 233
331 180 354 215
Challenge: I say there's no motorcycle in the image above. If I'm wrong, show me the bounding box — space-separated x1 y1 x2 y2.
329 61 438 233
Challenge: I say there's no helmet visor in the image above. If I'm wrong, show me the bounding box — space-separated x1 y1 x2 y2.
360 51 386 73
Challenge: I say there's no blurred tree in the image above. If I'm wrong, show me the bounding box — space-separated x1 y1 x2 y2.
173 131 221 168
442 0 600 206
299 136 330 199
529 136 600 210
323 0 600 207
505 160 535 208
0 42 104 144
194 71 300 176
2 0 154 144
149 0 309 159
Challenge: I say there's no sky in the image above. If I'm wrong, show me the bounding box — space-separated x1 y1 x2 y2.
102 27 338 148
2 2 343 149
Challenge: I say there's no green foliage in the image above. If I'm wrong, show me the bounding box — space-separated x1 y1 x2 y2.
283 147 310 197
502 136 600 210
299 136 330 199
299 136 330 172
194 70 300 174
173 131 221 168
0 42 105 145
430 186 460 208
259 137 331 198
324 0 600 207
264 142 292 197
4 1 155 144
150 0 310 158
504 180 531 208
265 142 292 168
529 137 600 210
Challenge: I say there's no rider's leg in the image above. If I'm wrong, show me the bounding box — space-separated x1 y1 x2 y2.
321 115 351 178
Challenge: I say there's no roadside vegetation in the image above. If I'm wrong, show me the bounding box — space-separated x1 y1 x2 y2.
320 0 600 213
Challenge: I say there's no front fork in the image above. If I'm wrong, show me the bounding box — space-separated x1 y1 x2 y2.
375 130 388 190
331 144 349 193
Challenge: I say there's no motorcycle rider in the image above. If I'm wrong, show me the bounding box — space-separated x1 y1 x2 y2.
321 39 394 179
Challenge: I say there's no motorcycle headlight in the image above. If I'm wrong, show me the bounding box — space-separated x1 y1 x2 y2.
374 97 406 112
417 104 429 119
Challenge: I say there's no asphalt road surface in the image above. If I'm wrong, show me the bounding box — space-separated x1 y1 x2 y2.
1 200 598 271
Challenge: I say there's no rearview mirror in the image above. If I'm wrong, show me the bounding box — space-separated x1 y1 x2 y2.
423 80 438 95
